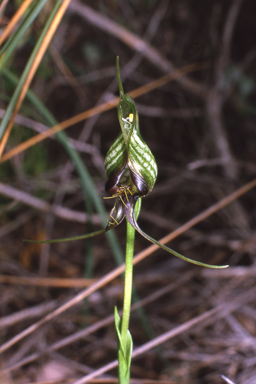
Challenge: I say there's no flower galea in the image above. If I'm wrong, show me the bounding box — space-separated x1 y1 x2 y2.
104 62 157 231
26 58 228 270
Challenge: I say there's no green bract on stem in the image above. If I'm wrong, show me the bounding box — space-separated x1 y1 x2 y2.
24 57 228 270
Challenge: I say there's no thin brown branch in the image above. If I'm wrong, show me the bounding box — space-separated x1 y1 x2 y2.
0 275 96 288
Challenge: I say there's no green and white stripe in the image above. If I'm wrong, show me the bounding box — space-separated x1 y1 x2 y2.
105 121 157 193
105 133 126 178
128 129 157 193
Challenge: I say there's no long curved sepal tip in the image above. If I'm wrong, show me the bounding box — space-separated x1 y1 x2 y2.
133 220 228 269
23 228 107 244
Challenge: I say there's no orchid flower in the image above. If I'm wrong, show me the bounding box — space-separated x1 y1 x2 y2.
25 58 228 270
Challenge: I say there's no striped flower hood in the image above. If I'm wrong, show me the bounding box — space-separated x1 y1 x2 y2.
105 67 157 200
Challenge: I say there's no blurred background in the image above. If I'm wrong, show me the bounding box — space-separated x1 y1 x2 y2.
0 1 256 383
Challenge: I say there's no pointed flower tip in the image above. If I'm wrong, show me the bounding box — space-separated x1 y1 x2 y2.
216 264 229 269
116 56 124 96
199 263 229 269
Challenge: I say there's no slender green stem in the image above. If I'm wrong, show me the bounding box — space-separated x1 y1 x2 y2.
116 218 135 384
121 219 135 350
116 200 141 384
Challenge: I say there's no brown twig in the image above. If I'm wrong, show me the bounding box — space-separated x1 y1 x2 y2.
0 275 96 288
